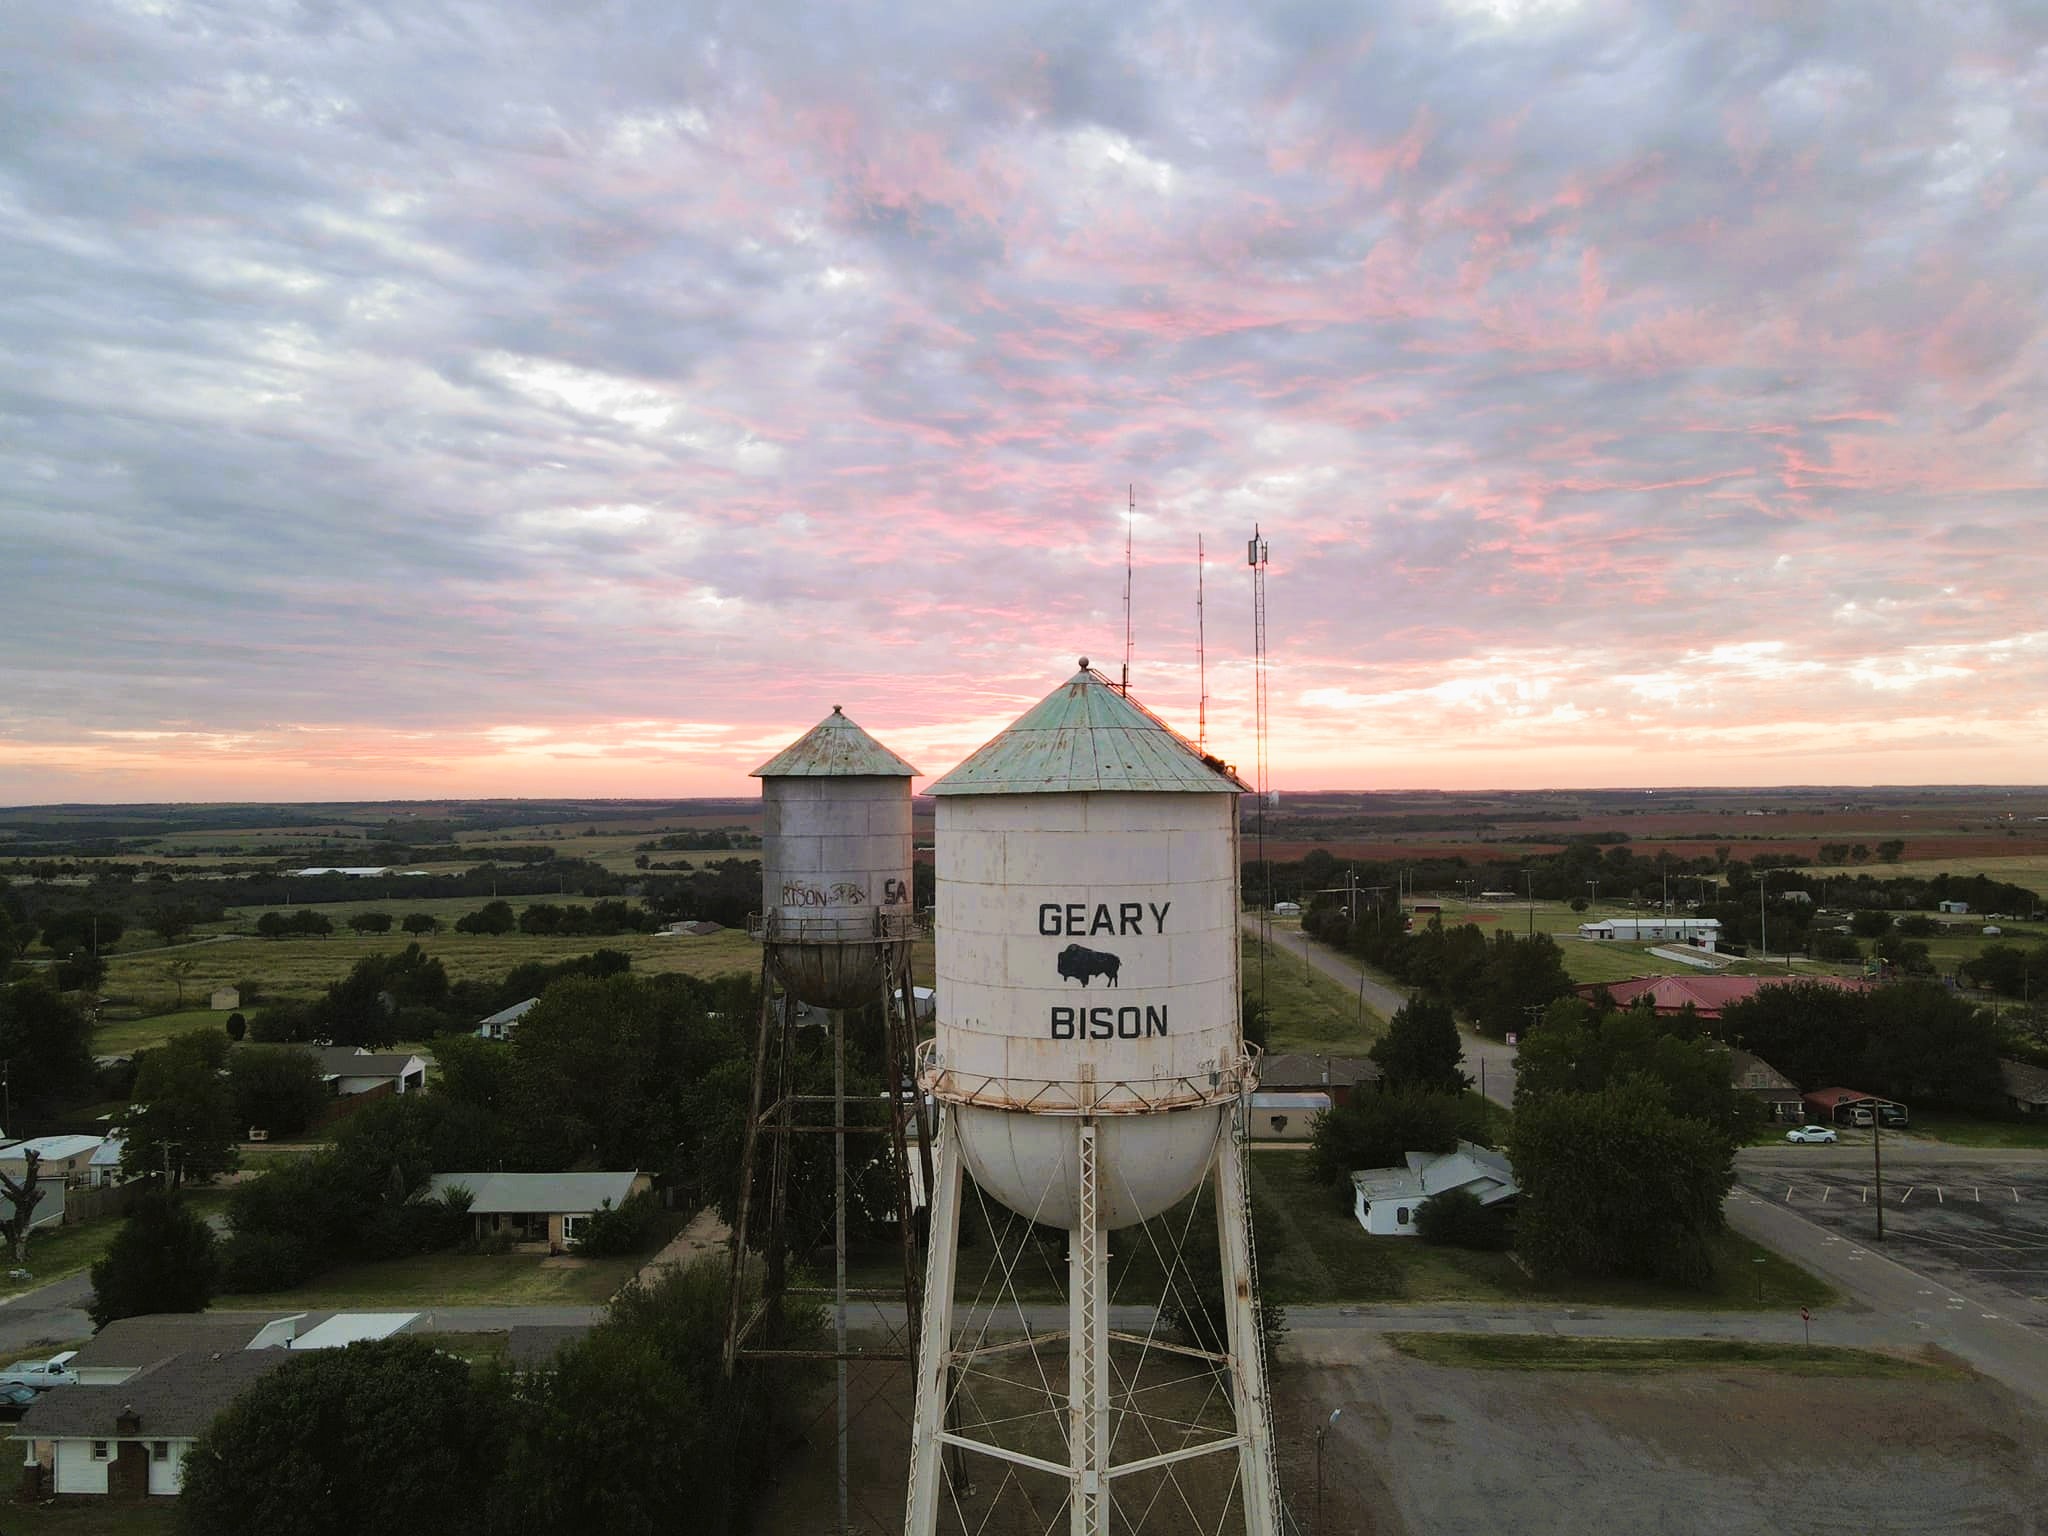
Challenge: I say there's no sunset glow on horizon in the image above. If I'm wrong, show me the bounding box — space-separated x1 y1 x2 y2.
5 1 2045 803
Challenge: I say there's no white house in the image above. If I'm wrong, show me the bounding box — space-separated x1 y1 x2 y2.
425 1170 649 1251
1938 900 1970 915
475 997 539 1041
1351 1141 1518 1237
1576 916 1721 950
16 1349 286 1497
309 1047 428 1097
0 1135 108 1187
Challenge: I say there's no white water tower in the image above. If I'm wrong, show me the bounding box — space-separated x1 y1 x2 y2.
906 661 1279 1536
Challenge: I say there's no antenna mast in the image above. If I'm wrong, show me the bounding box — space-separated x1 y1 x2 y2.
1121 484 1135 695
1249 527 1271 1025
1196 535 1208 753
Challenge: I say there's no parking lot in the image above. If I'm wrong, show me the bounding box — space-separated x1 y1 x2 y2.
1736 1157 2048 1321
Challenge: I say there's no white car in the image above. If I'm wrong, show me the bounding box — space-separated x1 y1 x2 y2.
1785 1125 1839 1144
0 1352 77 1391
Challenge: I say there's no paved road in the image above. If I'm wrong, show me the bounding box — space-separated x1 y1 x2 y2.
0 1272 94 1359
1242 917 1517 1108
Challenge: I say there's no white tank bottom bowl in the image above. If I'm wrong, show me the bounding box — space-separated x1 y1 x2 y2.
953 1102 1228 1230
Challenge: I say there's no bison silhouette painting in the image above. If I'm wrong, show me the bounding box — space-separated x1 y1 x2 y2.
1057 943 1121 987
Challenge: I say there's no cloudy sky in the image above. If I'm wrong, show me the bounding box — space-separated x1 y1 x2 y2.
3 0 2044 802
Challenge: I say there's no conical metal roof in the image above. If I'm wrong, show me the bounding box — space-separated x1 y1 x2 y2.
929 661 1247 796
751 706 919 778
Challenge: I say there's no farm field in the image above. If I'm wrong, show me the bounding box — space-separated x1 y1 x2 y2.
102 926 760 1015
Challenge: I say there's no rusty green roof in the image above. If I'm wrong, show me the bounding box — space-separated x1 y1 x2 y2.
928 662 1247 796
751 707 919 778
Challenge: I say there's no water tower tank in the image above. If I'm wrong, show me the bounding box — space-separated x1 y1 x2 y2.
752 706 919 1010
924 661 1251 1229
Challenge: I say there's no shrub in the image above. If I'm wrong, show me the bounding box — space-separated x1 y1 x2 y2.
219 1230 316 1293
1413 1186 1512 1251
578 1191 663 1257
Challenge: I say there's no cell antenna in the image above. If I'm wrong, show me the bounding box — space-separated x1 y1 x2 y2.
1121 484 1135 695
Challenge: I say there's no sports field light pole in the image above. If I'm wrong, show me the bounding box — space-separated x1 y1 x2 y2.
1315 1406 1343 1535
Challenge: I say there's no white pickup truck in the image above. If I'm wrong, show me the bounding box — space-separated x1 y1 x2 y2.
0 1352 78 1391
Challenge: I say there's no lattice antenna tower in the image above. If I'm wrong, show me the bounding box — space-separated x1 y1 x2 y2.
1121 483 1135 695
1249 527 1271 1021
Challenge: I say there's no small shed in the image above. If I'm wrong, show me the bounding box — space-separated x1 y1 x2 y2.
1999 1059 2048 1117
208 988 240 1012
1259 1053 1381 1109
1938 900 1970 915
1248 1092 1329 1141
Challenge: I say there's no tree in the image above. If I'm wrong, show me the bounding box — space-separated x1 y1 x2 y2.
224 1011 247 1042
0 978 95 1113
517 904 563 936
256 911 290 939
402 913 441 936
165 956 198 1009
0 1150 46 1265
88 1190 217 1328
1368 997 1470 1095
120 1033 239 1186
1307 1086 1491 1190
1515 999 1750 1148
177 1337 500 1536
1510 1083 1732 1286
1877 839 1906 863
38 910 122 954
1467 931 1576 1039
493 1259 819 1535
1413 1186 1511 1250
228 1045 329 1137
455 901 516 936
151 907 196 946
311 944 450 1048
347 911 394 935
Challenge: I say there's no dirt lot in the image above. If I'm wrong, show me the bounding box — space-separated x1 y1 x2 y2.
1736 1158 2048 1323
1283 1332 2048 1536
750 1330 2048 1534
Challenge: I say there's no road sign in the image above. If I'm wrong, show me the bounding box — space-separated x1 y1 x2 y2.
1800 1306 1810 1322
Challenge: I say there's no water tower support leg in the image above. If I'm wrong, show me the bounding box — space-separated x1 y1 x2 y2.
905 1117 961 1536
1068 1121 1108 1536
1214 1135 1280 1536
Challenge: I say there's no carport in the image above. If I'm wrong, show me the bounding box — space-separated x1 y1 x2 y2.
1802 1086 1908 1127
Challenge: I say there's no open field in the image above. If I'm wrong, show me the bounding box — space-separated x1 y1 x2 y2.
1383 1331 1958 1376
101 926 760 1014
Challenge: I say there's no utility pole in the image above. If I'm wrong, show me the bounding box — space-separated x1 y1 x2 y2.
1523 872 1535 938
1873 1105 1885 1243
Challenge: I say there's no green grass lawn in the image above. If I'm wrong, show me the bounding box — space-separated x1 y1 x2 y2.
1384 1332 1959 1377
1242 931 1387 1053
220 1249 643 1309
4 1503 181 1535
1898 1112 2048 1148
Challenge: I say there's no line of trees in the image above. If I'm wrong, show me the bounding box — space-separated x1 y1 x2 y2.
1302 897 1576 1038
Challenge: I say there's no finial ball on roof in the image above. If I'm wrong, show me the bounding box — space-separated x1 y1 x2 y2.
832 705 843 715
1078 657 1089 670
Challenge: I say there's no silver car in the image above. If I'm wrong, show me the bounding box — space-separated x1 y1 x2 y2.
1785 1125 1840 1144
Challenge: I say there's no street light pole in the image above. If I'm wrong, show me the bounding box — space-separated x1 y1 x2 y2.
1873 1104 1885 1243
1315 1406 1343 1534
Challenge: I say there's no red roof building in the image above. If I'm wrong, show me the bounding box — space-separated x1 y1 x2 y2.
1576 973 1871 1021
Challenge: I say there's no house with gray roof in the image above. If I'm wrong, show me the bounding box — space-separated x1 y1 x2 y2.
309 1046 427 1098
1351 1141 1518 1237
15 1349 288 1498
425 1170 650 1252
2000 1058 2048 1116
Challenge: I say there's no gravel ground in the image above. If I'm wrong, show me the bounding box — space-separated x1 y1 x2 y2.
1281 1331 2048 1536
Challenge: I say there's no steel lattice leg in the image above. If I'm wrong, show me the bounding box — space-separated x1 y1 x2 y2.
905 1114 961 1536
1069 1118 1108 1536
1215 1126 1280 1536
